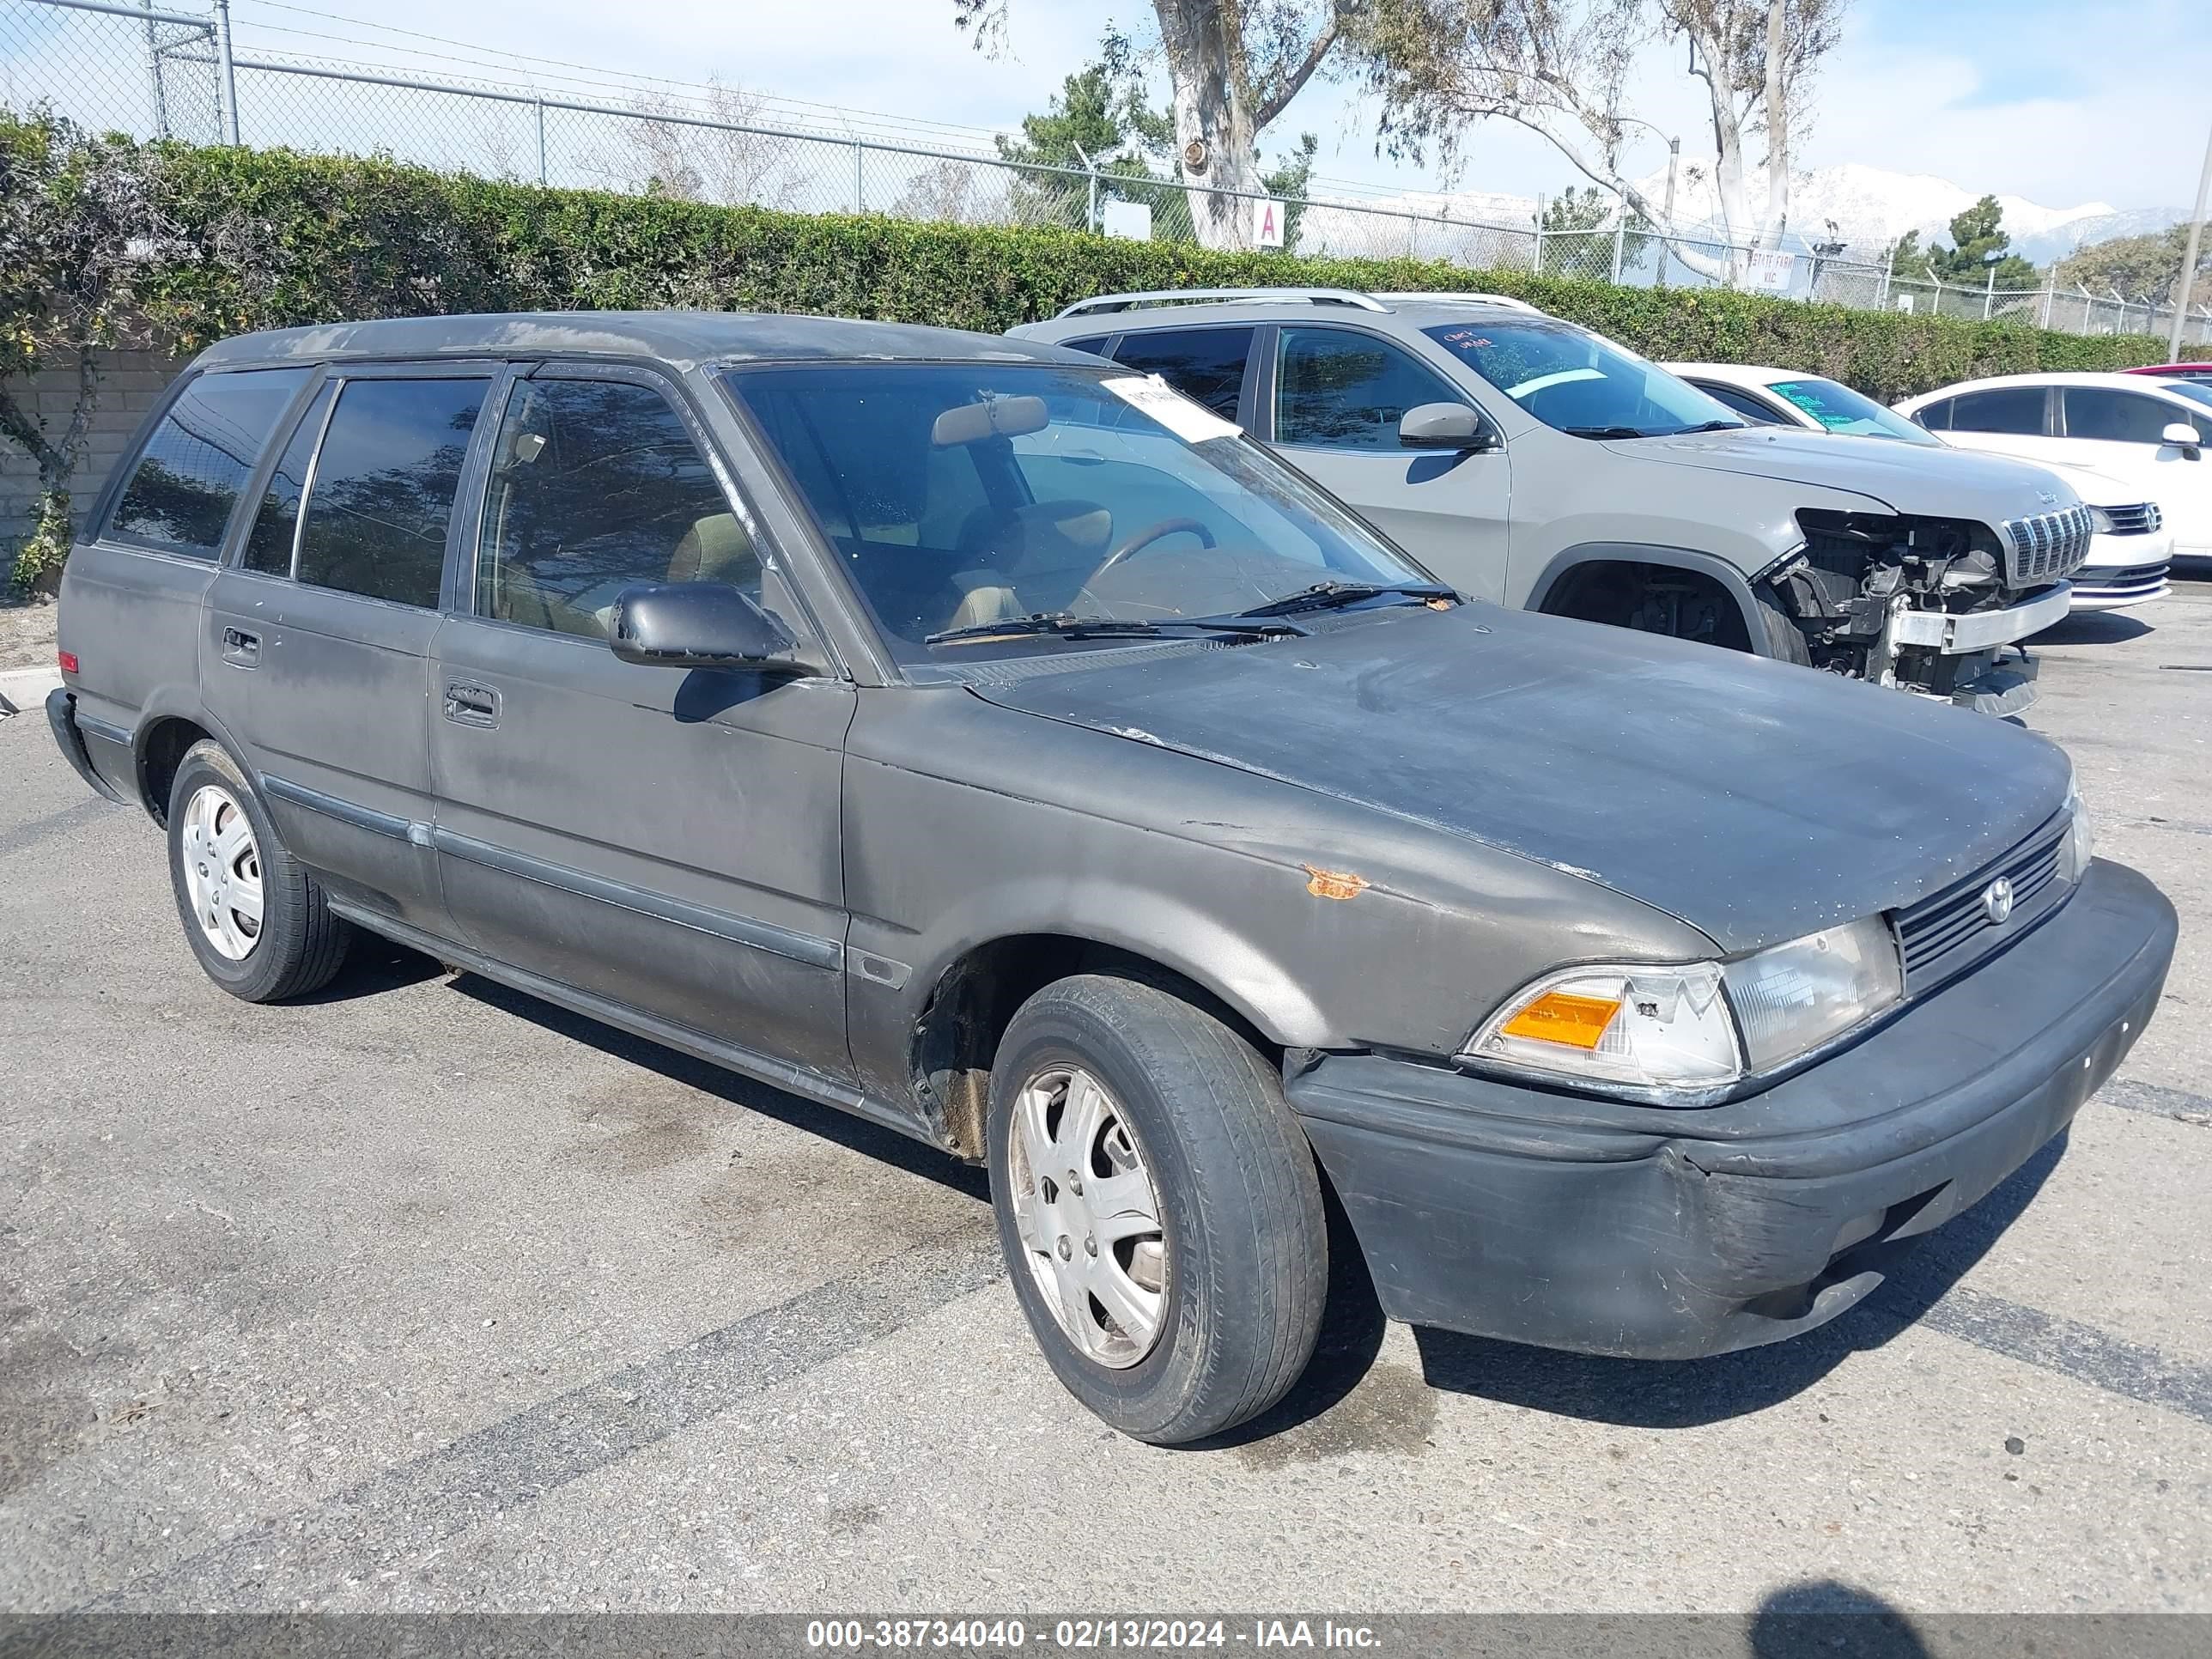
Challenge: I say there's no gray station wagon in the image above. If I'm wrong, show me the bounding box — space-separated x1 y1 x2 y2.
46 312 2177 1444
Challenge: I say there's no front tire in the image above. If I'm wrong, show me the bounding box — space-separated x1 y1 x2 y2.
987 975 1327 1444
167 739 352 1001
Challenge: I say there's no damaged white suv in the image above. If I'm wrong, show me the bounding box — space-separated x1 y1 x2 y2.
1013 289 2089 715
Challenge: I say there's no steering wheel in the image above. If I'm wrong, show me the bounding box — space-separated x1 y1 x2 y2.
1089 517 1216 583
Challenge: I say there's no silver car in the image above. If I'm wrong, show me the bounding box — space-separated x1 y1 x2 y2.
1014 288 2096 715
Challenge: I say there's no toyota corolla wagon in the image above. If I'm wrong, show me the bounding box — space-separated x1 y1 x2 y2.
46 312 2176 1443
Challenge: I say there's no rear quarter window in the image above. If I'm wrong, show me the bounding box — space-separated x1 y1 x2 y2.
103 368 310 559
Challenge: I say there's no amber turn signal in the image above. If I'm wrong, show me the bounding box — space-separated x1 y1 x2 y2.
1498 990 1621 1050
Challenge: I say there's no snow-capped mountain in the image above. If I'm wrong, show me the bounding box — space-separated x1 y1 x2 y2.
1629 161 2134 255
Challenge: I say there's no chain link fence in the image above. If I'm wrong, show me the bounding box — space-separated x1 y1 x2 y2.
6 0 2209 347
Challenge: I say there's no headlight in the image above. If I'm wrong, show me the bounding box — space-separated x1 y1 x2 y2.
2087 505 2117 535
1463 917 1904 1103
1723 918 1904 1073
2059 781 2094 884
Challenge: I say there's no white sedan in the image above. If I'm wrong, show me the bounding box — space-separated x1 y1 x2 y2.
1667 363 2173 611
1893 371 2209 568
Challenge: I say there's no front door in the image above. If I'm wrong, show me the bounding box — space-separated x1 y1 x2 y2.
1261 324 1512 599
204 366 495 937
2059 386 2212 558
428 363 857 1081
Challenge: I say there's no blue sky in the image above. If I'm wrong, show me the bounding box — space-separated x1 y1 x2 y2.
89 0 2212 213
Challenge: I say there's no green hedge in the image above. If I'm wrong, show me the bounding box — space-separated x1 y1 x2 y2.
134 143 2169 402
0 125 2067 409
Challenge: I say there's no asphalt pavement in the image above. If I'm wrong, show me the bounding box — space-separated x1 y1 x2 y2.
1 585 2208 1615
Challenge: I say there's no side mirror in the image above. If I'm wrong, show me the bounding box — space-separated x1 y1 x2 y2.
1400 402 1494 452
611 582 807 672
2160 421 2202 455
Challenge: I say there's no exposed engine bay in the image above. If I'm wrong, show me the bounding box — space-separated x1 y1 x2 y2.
1763 509 2075 715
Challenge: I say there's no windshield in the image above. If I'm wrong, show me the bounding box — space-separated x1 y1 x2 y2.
1766 377 1941 445
2157 380 2212 413
1423 322 1745 438
726 363 1434 657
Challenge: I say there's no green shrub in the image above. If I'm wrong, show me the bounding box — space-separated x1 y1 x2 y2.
9 487 72 596
133 140 2166 400
0 116 2172 412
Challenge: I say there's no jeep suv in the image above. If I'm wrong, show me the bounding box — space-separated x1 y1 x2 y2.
45 311 2174 1444
1012 289 2094 715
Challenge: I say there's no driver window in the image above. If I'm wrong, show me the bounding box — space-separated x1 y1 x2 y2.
476 376 769 640
1274 328 1466 451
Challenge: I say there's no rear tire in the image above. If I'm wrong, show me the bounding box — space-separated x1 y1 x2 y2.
167 739 352 1002
987 974 1327 1444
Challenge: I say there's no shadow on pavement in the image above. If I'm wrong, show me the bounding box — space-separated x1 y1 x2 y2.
446 971 990 1201
1398 1131 2068 1430
2034 610 2154 646
1750 1580 1934 1659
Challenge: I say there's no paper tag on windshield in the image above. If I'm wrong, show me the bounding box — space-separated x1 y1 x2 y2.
1103 375 1242 443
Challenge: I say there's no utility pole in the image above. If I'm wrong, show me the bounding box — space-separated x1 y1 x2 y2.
2168 115 2212 362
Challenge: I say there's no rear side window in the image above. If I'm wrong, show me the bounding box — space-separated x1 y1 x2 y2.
2063 388 2205 444
1913 398 1953 430
240 382 335 576
1947 387 2045 435
1274 327 1463 450
295 378 487 609
104 368 308 559
1060 336 1110 356
1109 327 1254 421
1692 382 1788 425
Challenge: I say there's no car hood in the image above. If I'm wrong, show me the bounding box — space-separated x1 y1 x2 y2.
1610 426 2082 519
964 604 2071 953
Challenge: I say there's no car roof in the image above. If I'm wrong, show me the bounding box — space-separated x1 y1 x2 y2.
2121 363 2212 374
1895 370 2209 407
1661 363 1823 388
190 309 1099 374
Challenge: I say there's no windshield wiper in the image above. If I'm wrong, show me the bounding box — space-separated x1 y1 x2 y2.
1560 425 1655 440
1671 419 1746 434
924 611 1297 647
1225 580 1457 620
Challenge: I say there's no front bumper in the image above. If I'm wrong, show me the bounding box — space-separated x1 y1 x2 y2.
1287 860 2175 1360
2069 561 2171 611
1888 580 2071 653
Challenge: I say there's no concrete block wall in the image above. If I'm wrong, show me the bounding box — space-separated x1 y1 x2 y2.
0 349 186 545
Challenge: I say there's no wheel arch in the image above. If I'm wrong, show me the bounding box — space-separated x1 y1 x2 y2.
902 908 1320 1160
1525 543 1778 658
131 688 258 826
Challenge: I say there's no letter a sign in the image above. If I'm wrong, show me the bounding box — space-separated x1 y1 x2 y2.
1253 198 1286 249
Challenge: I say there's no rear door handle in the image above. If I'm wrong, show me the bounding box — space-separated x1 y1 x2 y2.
443 681 501 729
221 627 259 667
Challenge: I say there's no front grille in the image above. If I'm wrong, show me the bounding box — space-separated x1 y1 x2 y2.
2073 560 2170 596
2098 501 2162 536
1895 820 2069 990
2000 504 2094 585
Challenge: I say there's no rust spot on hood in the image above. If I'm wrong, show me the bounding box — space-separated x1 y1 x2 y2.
1303 865 1368 901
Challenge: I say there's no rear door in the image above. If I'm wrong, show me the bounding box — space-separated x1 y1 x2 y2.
204 364 494 936
61 366 309 786
1259 324 1511 599
428 362 857 1081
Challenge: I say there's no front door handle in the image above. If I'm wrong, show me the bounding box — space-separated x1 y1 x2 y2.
221 626 259 667
443 681 501 729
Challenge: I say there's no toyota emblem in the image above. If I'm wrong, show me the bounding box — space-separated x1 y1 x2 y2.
1981 877 2015 925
